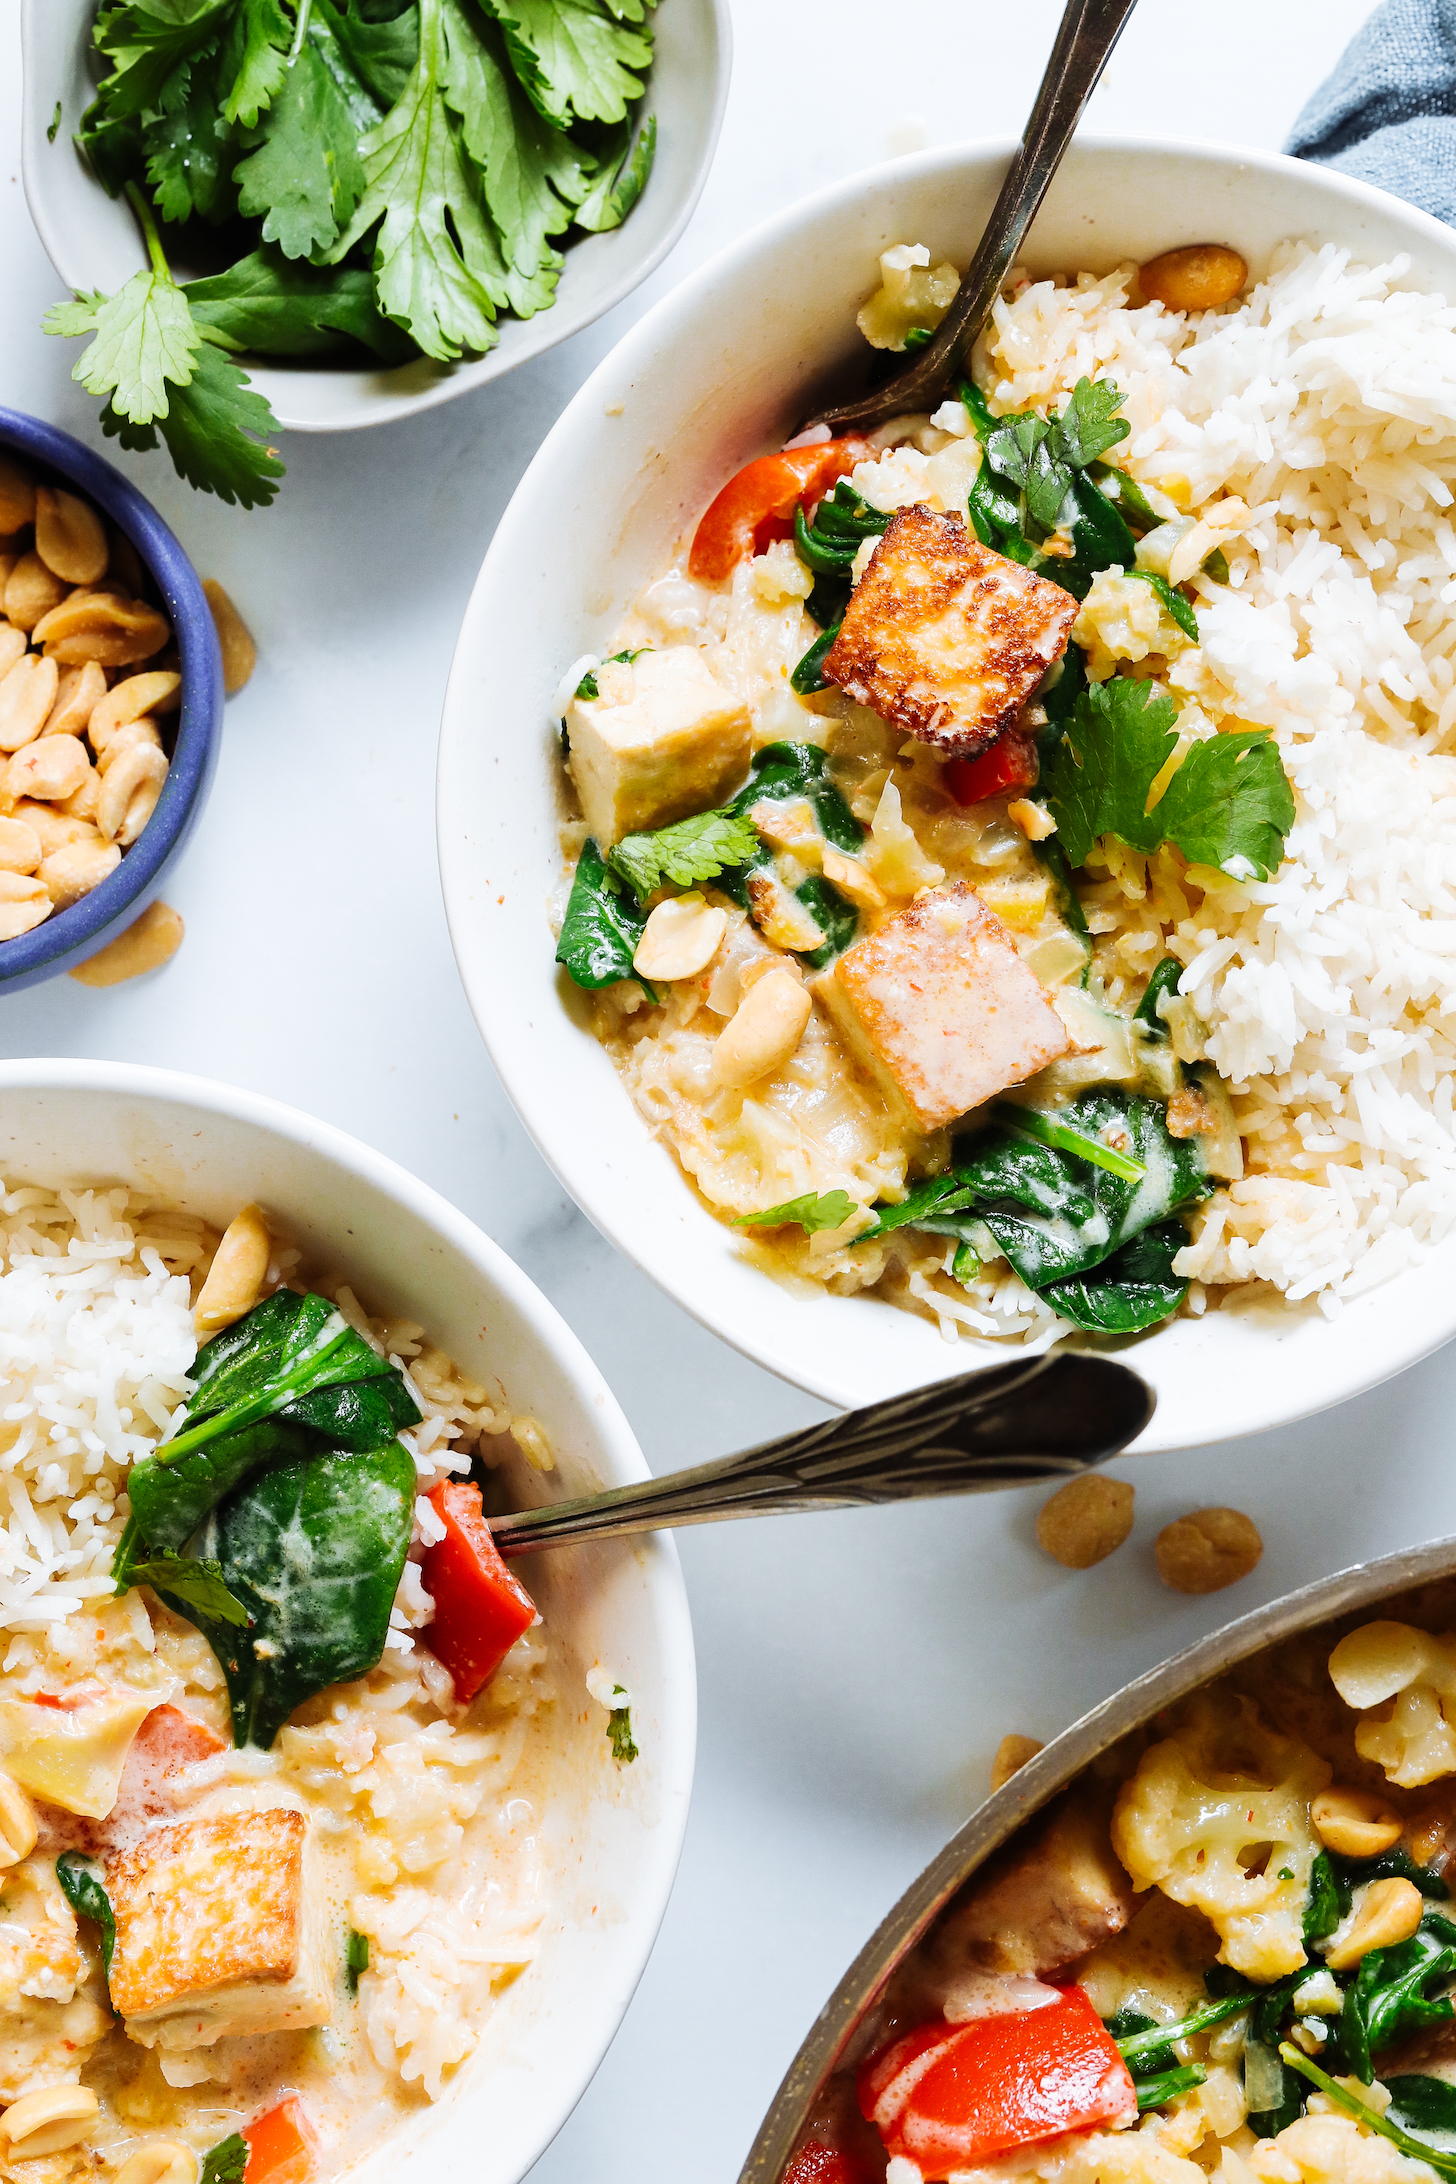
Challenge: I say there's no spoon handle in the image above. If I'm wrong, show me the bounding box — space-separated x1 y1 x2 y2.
812 0 1139 434
489 1352 1153 1556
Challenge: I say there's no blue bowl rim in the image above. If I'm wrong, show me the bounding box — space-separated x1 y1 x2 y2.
0 408 223 987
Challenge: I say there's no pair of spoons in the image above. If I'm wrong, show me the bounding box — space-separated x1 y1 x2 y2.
495 0 1151 1559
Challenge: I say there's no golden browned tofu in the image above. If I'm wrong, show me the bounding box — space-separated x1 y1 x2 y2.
818 883 1070 1129
106 1807 332 2047
823 505 1076 755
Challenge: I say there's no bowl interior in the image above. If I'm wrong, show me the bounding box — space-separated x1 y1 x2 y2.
20 0 729 432
0 1061 695 2184
0 411 223 991
437 137 1456 1448
738 1528 1456 2184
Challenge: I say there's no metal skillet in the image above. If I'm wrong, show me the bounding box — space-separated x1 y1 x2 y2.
738 1533 1456 2184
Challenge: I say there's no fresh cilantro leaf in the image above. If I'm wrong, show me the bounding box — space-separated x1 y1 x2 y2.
441 3 581 314
56 1855 117 1986
1043 677 1177 869
186 249 412 358
608 808 760 897
735 1190 858 1235
57 265 203 424
607 1702 638 1764
43 290 109 339
125 1549 251 1626
575 646 648 700
199 2136 248 2184
144 47 240 224
346 1927 370 1992
1057 376 1132 468
1153 729 1295 882
218 0 293 126
235 39 366 257
574 112 655 232
1043 677 1294 882
314 0 418 110
482 0 654 128
333 0 507 362
985 410 1069 533
556 837 656 993
122 338 285 507
92 0 232 122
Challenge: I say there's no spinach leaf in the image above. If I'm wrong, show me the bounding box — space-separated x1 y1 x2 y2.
1113 1989 1252 2067
1345 1849 1450 1901
121 1415 315 1563
56 1854 117 1990
1040 1219 1190 1334
199 2137 248 2184
1340 1912 1456 2082
1135 954 1185 1033
555 837 656 994
1107 2006 1175 2075
170 1442 416 1749
1386 2075 1456 2139
1304 1849 1348 1946
734 1190 856 1234
1090 462 1163 532
995 1101 1146 1182
126 1550 249 1625
1136 2065 1206 2112
716 744 862 968
1049 472 1139 600
1127 567 1199 642
791 621 840 689
185 250 413 360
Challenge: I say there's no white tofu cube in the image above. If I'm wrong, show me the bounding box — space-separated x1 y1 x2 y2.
823 505 1076 756
106 1806 333 2047
566 647 751 845
818 882 1070 1128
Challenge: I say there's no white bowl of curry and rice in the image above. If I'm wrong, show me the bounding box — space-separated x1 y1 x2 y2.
439 136 1456 1447
0 1059 694 2184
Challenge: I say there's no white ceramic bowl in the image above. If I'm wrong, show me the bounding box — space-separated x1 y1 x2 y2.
0 1058 695 2184
437 137 1456 1449
20 0 729 433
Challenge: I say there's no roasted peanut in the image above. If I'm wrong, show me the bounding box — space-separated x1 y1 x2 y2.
58 769 103 826
96 719 163 776
1311 1787 1404 1860
203 578 257 694
0 2083 100 2158
712 969 813 1087
1140 244 1248 314
0 653 60 752
821 846 886 911
97 741 168 844
1155 1506 1263 1594
0 1769 37 1866
0 872 50 941
1326 1877 1425 1970
8 734 91 804
34 486 108 586
42 836 121 909
115 2142 198 2184
32 589 170 667
70 899 184 986
46 660 107 739
1036 1474 1135 1570
633 893 728 981
89 672 181 752
195 1204 273 1336
0 454 36 535
0 818 40 875
5 552 68 632
990 1734 1044 1792
0 627 25 680
13 800 96 855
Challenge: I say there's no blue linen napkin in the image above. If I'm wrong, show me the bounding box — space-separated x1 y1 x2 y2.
1287 0 1456 225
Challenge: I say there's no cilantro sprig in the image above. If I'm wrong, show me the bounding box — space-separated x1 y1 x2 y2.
608 809 760 898
735 1190 858 1235
45 182 285 508
1042 677 1294 882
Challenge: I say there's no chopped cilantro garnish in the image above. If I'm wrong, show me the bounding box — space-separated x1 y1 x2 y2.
735 1190 857 1235
199 2135 249 2184
346 1927 370 1994
607 1697 637 1764
608 808 760 899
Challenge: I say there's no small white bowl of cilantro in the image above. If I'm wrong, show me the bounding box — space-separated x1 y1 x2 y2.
20 0 728 508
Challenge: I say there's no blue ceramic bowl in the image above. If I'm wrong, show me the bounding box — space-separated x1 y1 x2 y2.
0 410 223 991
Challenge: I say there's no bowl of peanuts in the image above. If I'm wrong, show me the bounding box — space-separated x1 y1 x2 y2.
0 409 224 991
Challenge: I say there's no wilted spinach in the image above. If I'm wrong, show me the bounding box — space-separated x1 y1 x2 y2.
163 1442 416 1750
56 1853 117 1991
717 743 863 969
555 837 658 997
1339 1912 1456 2082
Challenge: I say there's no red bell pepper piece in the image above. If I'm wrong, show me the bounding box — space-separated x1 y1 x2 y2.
421 1479 538 1704
944 726 1040 806
688 437 874 581
858 1989 1136 2178
781 2144 873 2184
243 2097 317 2184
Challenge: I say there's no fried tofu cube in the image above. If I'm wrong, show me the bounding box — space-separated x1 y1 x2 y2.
106 1807 332 2047
823 505 1076 755
565 646 750 845
818 882 1070 1128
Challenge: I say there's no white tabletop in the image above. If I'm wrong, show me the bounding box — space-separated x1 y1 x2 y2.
3 1 1445 2175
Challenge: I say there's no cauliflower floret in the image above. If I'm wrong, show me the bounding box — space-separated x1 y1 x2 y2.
1111 1695 1330 1981
1072 570 1186 681
1328 1621 1456 1787
856 243 961 351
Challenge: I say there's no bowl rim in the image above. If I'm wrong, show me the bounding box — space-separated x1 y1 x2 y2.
438 130 1456 1439
18 0 734 434
0 410 224 987
0 1054 698 2182
737 1527 1456 2184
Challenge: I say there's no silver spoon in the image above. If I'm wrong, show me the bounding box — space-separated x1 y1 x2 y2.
808 0 1139 437
488 1352 1153 1555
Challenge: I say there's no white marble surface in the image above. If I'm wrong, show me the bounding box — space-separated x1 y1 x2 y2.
4 1 1448 2177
